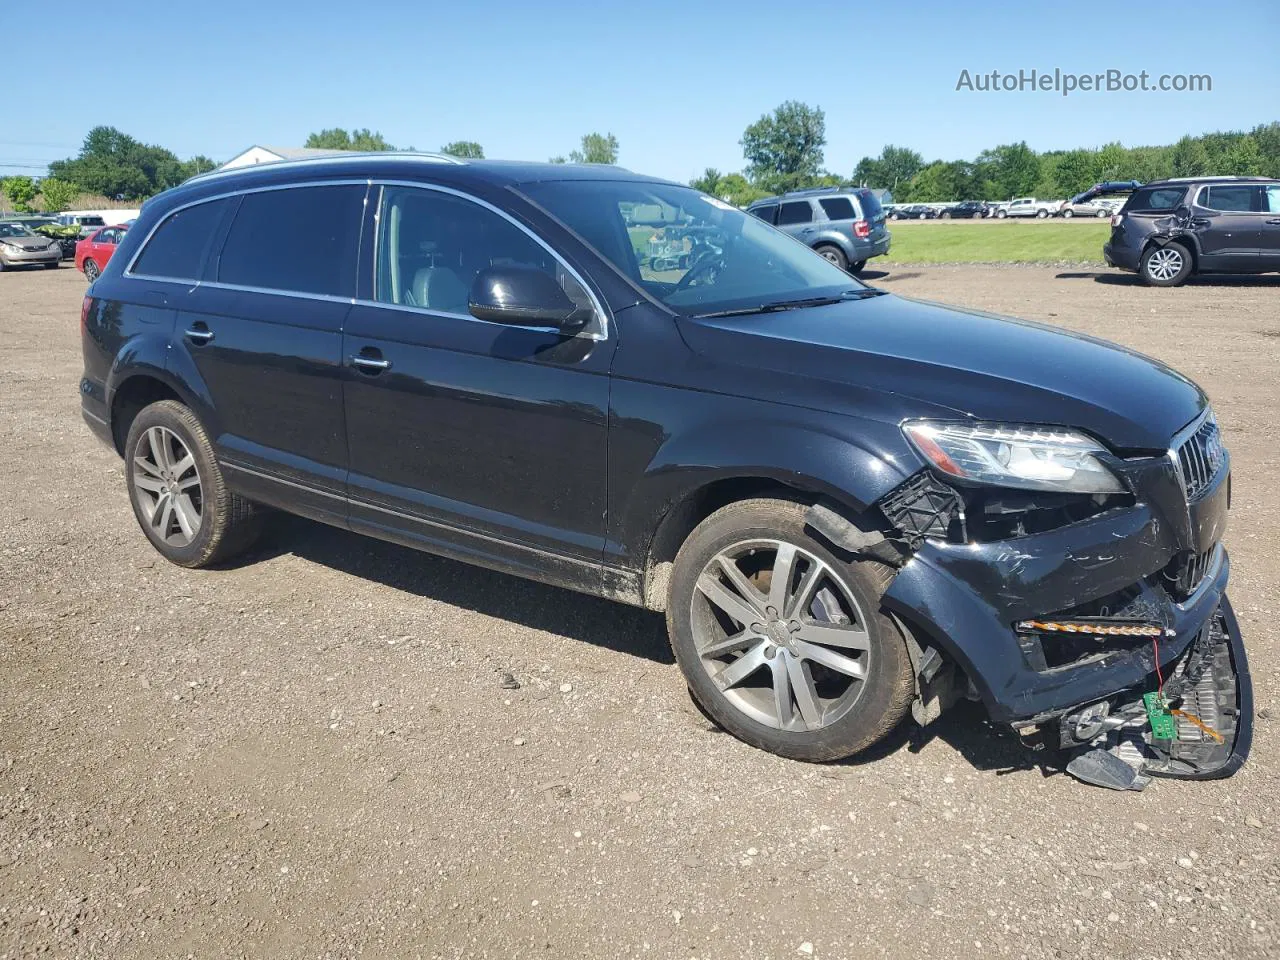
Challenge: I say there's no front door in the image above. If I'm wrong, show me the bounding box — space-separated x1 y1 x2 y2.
341 184 615 589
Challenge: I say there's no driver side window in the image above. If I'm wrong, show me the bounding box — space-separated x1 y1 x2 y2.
375 186 591 318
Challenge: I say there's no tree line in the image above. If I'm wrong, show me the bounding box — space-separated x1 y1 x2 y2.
690 102 1280 205
8 114 1279 215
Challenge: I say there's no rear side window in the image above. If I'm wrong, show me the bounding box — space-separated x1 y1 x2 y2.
217 185 364 297
819 197 856 220
856 190 882 219
750 204 778 224
1126 187 1185 212
130 199 229 280
1199 184 1259 212
777 201 813 225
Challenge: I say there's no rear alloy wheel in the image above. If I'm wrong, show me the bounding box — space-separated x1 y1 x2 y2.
1036 209 1049 219
83 258 100 282
668 499 913 762
1062 208 1074 218
1141 242 1192 287
814 244 848 271
125 399 263 567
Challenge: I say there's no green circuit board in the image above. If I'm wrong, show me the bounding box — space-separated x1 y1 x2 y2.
1143 692 1177 743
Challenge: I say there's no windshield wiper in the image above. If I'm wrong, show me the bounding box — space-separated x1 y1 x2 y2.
693 289 886 319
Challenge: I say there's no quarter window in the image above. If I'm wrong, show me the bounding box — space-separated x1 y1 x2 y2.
374 186 592 319
1127 187 1185 212
217 185 364 297
130 199 230 280
777 201 814 225
1266 186 1280 214
1200 184 1259 212
818 197 856 220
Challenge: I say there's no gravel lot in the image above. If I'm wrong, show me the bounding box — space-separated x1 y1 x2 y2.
2 264 1277 959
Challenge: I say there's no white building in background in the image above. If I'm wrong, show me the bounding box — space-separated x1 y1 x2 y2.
218 145 347 170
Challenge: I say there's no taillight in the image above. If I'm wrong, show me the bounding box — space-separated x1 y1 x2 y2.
80 295 92 333
1110 213 1123 228
853 219 870 239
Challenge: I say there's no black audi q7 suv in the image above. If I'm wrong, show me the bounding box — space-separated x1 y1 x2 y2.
80 154 1250 785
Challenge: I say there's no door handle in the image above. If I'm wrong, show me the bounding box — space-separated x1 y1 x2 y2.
184 324 214 344
351 355 391 373
1266 218 1280 225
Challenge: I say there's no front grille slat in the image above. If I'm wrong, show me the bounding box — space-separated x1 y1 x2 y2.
1173 416 1224 502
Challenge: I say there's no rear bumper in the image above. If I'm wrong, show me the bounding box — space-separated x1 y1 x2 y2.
1103 241 1140 271
853 235 891 260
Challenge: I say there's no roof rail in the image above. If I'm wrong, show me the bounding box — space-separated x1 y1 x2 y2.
183 151 466 186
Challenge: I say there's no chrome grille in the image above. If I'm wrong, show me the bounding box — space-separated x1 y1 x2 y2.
1174 416 1225 501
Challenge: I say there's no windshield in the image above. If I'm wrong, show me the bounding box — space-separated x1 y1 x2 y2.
0 223 36 238
520 181 863 316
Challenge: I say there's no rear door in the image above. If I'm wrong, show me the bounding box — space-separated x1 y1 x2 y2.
775 200 816 241
1260 184 1280 269
1193 184 1264 267
167 183 365 522
340 183 615 585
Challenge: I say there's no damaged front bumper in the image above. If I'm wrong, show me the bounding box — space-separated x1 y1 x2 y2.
866 414 1251 781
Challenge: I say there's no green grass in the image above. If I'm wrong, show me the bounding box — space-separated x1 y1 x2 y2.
882 221 1109 264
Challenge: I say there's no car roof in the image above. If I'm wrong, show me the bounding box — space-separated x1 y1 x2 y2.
749 186 870 206
140 152 678 221
1145 175 1280 187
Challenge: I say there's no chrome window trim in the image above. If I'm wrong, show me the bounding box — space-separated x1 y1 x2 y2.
123 177 374 284
123 177 610 341
364 179 609 342
1165 405 1223 503
1194 183 1263 214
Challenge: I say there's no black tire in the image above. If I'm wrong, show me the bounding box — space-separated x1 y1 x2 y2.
666 498 914 763
1062 208 1074 219
996 209 1007 219
83 258 100 282
849 260 867 274
1036 209 1049 219
814 244 848 271
941 211 952 219
124 399 263 568
1140 241 1193 287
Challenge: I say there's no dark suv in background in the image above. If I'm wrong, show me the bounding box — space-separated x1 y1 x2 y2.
80 154 1249 785
1098 176 1280 286
747 187 890 273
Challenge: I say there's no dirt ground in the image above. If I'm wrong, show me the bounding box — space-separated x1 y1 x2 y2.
2 263 1277 960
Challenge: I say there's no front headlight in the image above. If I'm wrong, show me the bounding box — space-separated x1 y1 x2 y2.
903 421 1125 494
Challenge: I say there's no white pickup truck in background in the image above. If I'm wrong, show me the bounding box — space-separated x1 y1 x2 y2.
996 197 1058 218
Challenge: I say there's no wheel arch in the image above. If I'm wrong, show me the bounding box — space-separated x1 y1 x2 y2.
631 429 911 611
1142 231 1200 269
108 367 203 456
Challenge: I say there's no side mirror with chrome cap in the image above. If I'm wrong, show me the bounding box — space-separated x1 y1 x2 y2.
467 264 592 330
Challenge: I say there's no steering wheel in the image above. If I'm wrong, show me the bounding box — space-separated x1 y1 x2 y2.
673 253 725 293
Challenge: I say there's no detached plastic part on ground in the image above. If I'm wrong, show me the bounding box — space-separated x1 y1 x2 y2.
1057 599 1252 791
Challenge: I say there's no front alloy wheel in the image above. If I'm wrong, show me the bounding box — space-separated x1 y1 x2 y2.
691 539 871 732
668 499 914 762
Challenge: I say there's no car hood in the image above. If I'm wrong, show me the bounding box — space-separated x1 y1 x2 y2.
678 293 1205 452
0 235 54 250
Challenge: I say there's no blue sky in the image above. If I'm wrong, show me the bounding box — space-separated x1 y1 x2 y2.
2 0 1277 181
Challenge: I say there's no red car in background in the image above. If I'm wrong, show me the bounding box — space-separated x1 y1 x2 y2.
76 224 129 282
